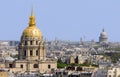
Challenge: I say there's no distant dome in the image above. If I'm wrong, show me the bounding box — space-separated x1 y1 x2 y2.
100 29 107 38
99 28 108 43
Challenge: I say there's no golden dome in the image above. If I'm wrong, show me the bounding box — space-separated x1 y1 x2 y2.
22 9 42 40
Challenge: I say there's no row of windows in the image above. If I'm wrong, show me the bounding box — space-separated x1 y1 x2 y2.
9 64 51 69
20 64 51 69
25 41 39 45
24 50 39 56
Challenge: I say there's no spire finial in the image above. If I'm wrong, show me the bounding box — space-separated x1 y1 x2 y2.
102 26 105 32
31 6 34 16
102 28 105 32
29 6 36 27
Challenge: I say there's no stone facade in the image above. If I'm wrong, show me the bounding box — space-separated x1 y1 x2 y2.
0 71 9 77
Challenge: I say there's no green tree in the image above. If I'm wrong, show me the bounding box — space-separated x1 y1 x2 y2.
57 59 67 68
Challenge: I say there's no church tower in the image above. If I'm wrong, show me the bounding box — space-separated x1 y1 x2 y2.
18 9 46 60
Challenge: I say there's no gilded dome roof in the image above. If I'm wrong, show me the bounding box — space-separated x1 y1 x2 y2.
22 26 42 39
22 10 42 40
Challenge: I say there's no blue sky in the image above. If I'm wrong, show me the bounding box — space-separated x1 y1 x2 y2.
0 0 120 42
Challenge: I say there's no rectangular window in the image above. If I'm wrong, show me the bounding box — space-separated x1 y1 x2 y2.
36 41 38 45
9 64 13 68
25 41 27 45
24 50 26 56
48 65 51 69
34 64 38 68
20 64 23 68
36 50 38 56
30 41 33 45
30 50 33 56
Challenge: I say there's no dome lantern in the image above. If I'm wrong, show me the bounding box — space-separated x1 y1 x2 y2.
29 8 36 27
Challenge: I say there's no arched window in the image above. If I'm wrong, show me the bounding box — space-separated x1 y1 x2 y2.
34 64 38 68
